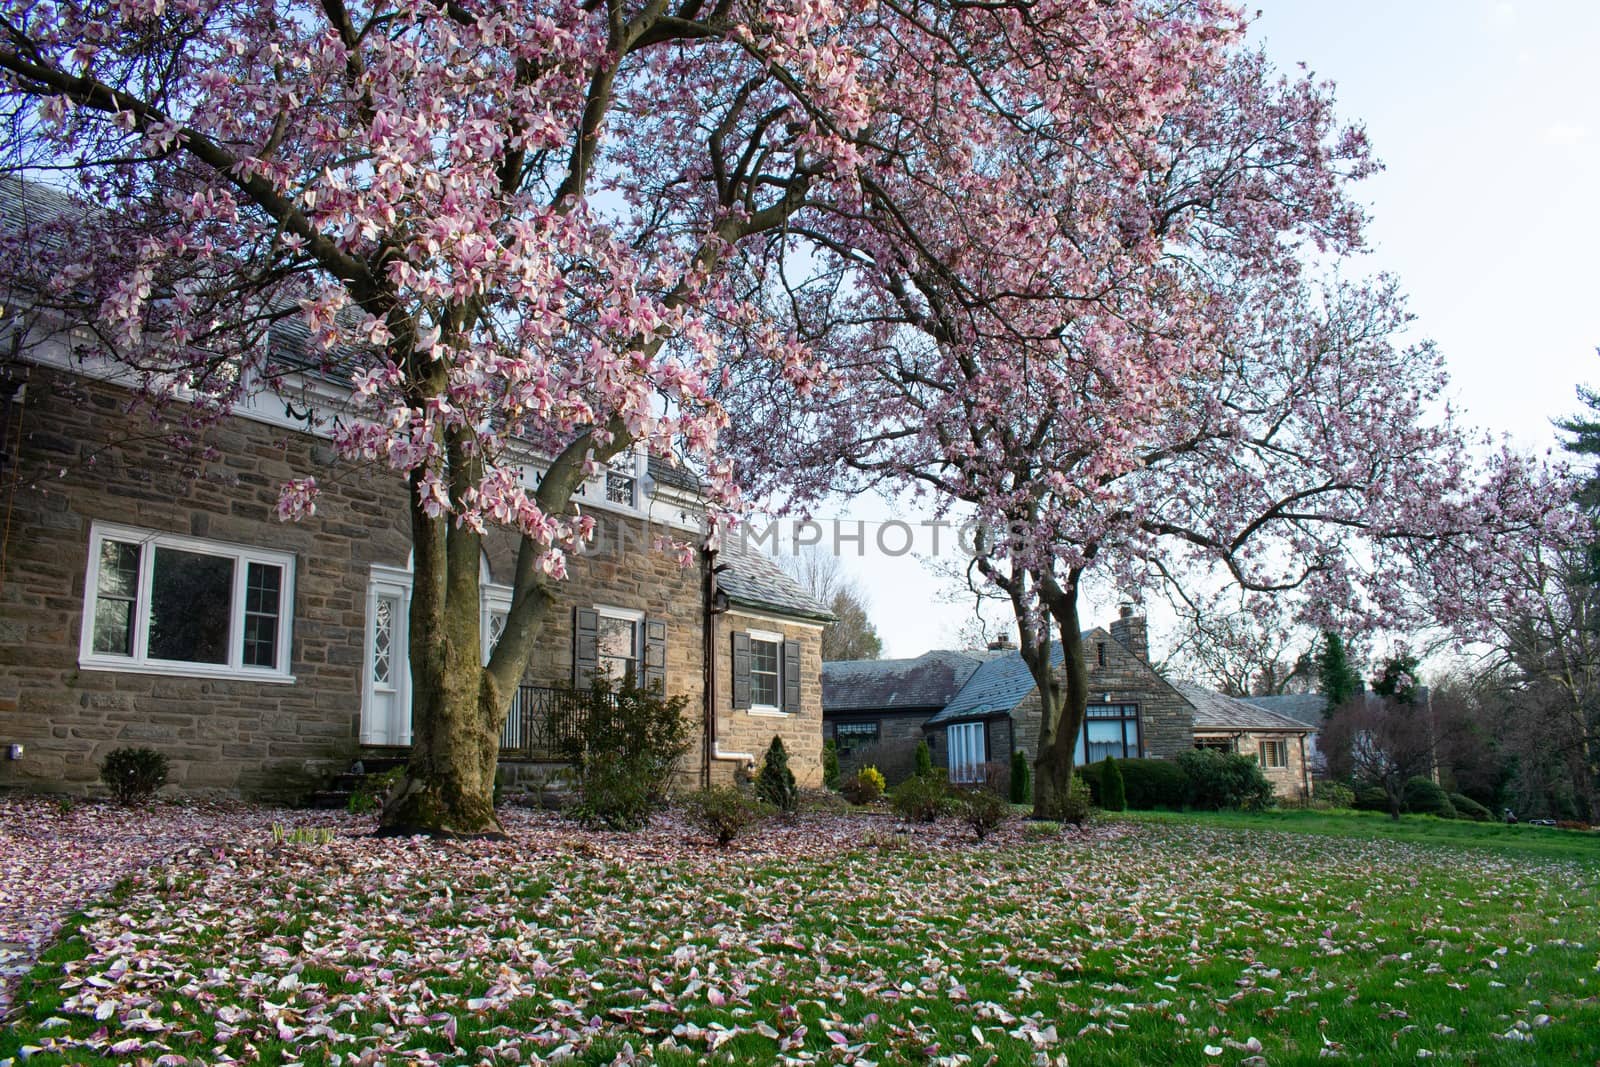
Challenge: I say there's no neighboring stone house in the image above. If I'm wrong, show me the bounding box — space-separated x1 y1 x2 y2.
922 611 1194 791
0 185 828 801
1180 685 1314 800
824 607 1314 802
820 650 988 784
1240 693 1327 774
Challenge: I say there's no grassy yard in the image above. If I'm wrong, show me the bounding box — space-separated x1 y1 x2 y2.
1124 807 1600 864
3 802 1598 1066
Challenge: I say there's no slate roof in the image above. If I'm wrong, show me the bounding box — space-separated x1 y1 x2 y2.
646 454 701 493
1239 693 1327 728
822 650 986 713
716 539 833 622
0 176 91 255
925 642 1070 727
1178 684 1315 733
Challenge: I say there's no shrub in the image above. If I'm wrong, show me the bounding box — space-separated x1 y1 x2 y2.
1313 780 1357 811
800 788 851 814
683 786 766 845
560 679 693 831
1009 750 1032 804
914 740 935 778
1177 749 1274 811
1449 792 1492 822
822 739 840 791
1100 756 1127 812
956 787 1010 842
100 747 168 806
1353 785 1391 812
1119 759 1188 809
1059 775 1093 826
891 772 947 823
348 766 403 815
1077 760 1103 804
1402 776 1457 818
755 736 800 815
841 766 886 805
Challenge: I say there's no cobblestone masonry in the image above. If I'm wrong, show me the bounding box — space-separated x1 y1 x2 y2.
0 368 822 800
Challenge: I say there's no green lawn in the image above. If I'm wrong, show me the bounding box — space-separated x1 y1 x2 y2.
4 808 1599 1065
1123 807 1600 863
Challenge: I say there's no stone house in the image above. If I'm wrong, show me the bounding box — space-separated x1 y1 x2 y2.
1180 685 1315 800
823 607 1313 801
1240 692 1326 774
0 185 829 801
820 650 989 784
921 612 1194 790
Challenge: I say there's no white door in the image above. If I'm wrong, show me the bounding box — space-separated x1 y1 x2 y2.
362 568 411 745
948 722 986 784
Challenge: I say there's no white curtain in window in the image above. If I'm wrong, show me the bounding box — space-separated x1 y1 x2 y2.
948 722 986 784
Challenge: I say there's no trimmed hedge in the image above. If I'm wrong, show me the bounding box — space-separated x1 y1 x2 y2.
1078 758 1187 810
1100 756 1127 812
1450 792 1492 822
1176 749 1274 811
1403 776 1457 818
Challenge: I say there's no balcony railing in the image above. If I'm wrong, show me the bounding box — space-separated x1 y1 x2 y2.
499 684 593 761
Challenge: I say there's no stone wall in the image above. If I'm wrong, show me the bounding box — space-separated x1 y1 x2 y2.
1196 729 1312 801
824 708 936 785
0 367 818 800
710 608 825 788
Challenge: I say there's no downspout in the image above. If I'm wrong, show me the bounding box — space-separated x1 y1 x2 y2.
701 543 753 786
1298 732 1310 800
701 543 718 789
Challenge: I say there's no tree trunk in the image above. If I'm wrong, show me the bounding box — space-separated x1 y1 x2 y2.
1033 589 1089 819
379 474 512 837
375 427 624 837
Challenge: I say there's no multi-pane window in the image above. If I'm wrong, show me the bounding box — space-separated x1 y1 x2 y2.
597 610 641 684
605 468 638 507
833 721 879 755
80 524 294 680
749 635 781 708
1194 737 1233 753
1258 739 1288 769
1073 703 1141 764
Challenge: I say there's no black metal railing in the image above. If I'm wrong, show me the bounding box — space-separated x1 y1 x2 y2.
499 684 588 761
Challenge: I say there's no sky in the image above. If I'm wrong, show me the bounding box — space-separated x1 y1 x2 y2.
788 0 1600 661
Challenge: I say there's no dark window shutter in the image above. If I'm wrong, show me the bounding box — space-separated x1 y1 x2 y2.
573 607 599 687
731 631 751 710
782 639 801 713
642 619 667 693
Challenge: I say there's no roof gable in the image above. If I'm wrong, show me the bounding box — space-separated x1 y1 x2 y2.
822 650 985 712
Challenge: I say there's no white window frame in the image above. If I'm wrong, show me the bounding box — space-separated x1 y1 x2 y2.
1259 738 1288 769
78 522 297 683
596 604 645 685
746 627 785 715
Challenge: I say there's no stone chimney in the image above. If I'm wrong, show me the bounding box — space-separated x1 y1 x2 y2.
1109 604 1148 664
986 633 1015 652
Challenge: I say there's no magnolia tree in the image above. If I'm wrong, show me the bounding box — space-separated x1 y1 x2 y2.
722 37 1580 815
0 0 1257 833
